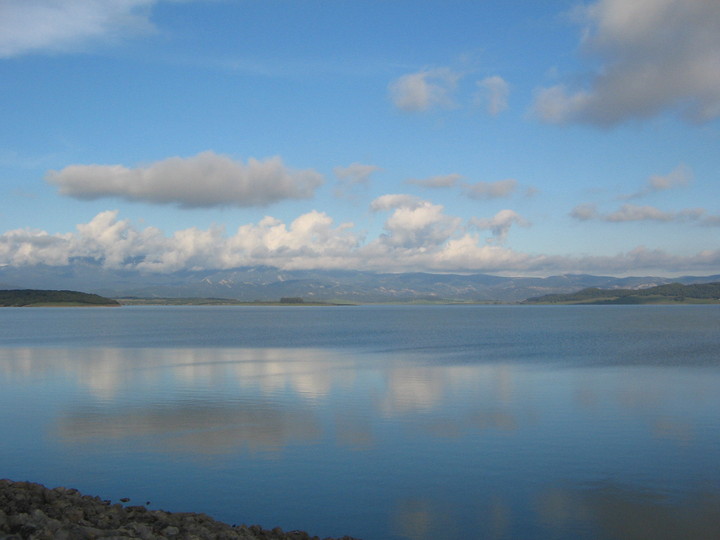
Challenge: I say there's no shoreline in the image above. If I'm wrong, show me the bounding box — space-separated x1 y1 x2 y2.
0 479 359 540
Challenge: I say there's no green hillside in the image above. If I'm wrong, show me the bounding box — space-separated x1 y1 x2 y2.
0 290 120 307
523 282 720 304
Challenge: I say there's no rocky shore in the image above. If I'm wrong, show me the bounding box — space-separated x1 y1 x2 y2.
0 479 359 540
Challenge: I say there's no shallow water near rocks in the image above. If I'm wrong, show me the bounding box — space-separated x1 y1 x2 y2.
1 305 719 539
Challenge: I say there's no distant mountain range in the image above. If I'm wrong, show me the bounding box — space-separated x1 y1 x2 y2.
0 260 720 302
1 262 719 303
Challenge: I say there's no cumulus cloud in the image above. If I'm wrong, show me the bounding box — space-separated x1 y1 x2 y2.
534 0 720 125
370 194 424 212
462 179 517 200
622 164 693 199
471 210 530 244
570 203 719 225
369 195 461 249
46 151 324 208
388 67 461 112
0 228 73 267
405 174 462 189
0 0 158 57
363 195 543 271
0 210 359 272
476 76 510 115
2 209 719 275
0 207 529 274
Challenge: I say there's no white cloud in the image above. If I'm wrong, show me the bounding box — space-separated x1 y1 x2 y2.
471 210 530 244
2 207 718 275
432 234 534 272
533 86 592 124
0 228 72 266
476 76 510 115
647 164 693 192
570 203 719 225
370 194 424 212
405 174 462 189
605 205 679 223
462 179 517 200
534 0 720 125
388 67 461 112
0 0 157 57
363 195 542 271
605 205 707 223
370 195 461 249
545 246 720 276
623 164 693 199
0 210 360 272
333 163 380 185
46 151 325 208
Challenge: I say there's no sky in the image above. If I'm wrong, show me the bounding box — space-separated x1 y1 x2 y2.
0 0 719 277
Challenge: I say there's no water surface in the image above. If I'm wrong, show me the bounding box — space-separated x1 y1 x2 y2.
1 305 719 539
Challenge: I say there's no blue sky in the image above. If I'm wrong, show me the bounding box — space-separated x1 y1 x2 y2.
1 0 719 276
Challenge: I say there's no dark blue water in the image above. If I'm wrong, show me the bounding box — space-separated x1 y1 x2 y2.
1 305 719 539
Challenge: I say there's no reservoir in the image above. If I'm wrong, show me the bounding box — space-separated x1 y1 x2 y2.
1 305 719 539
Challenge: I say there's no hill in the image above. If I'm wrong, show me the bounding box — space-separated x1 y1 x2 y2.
0 289 120 307
1 263 720 303
523 282 720 304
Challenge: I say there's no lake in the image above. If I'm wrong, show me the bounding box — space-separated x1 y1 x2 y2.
1 305 719 539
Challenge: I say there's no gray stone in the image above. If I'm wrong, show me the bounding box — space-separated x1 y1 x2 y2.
0 479 360 540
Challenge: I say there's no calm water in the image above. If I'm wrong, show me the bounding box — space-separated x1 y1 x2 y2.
1 305 719 539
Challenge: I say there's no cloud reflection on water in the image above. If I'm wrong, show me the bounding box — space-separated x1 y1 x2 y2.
0 346 534 462
55 401 323 456
389 484 720 540
2 344 720 539
0 347 355 400
0 346 715 456
534 483 720 540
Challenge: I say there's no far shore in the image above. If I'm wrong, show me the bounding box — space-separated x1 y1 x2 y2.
115 297 358 306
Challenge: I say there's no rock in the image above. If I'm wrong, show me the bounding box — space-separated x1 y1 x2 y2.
165 526 180 536
0 479 361 540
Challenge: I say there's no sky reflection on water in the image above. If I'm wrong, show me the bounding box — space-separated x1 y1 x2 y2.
1 307 719 539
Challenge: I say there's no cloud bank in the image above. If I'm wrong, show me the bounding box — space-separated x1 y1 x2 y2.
0 0 158 57
534 0 720 125
2 206 719 276
0 206 523 273
46 151 325 208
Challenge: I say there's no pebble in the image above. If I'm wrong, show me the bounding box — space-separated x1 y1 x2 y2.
0 479 360 540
